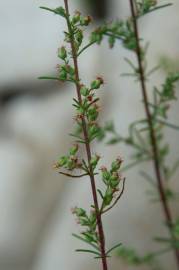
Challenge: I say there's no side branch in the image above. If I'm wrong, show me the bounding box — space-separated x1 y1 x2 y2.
58 172 88 178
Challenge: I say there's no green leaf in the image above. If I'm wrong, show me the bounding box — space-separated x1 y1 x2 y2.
107 137 121 145
154 236 172 244
40 6 66 17
72 233 99 251
69 133 83 140
156 119 179 130
75 249 101 256
117 246 155 266
145 3 173 15
97 189 104 200
40 6 57 13
106 243 122 255
38 76 60 81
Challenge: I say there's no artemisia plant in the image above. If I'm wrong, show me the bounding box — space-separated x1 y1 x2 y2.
88 0 179 269
39 1 125 270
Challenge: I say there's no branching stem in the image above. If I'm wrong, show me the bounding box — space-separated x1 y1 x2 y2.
129 0 179 268
63 1 108 269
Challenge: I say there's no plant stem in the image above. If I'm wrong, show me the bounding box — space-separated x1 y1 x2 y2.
63 1 108 269
129 0 179 268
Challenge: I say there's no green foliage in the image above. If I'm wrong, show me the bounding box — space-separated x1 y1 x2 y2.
39 0 179 268
39 1 125 267
89 0 179 268
117 246 155 266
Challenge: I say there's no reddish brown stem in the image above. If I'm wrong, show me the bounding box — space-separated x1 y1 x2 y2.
63 1 108 269
129 0 179 268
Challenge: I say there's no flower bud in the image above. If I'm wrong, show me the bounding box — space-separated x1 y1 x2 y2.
65 65 75 75
104 188 113 206
110 173 120 188
90 154 100 169
111 157 123 172
73 207 86 217
58 46 67 60
72 11 81 24
59 69 67 81
80 85 89 96
80 15 92 26
90 77 104 89
88 106 98 121
57 156 68 167
89 124 99 137
110 172 119 182
100 166 111 183
66 159 75 170
75 29 83 45
90 28 103 44
55 7 66 17
87 95 93 102
69 144 79 155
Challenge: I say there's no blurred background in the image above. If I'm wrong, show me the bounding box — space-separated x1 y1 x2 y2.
0 0 179 270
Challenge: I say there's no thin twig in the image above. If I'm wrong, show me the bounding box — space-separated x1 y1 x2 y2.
58 171 88 178
77 41 96 57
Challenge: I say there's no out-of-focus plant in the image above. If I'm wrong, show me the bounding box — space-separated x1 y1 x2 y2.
39 1 125 270
88 0 179 269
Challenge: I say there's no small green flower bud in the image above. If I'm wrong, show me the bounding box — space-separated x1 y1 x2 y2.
69 144 79 155
110 173 120 188
90 154 100 169
72 11 81 24
100 166 111 183
90 28 103 44
110 172 119 182
59 69 67 81
75 29 83 45
90 77 104 89
80 85 89 96
58 46 67 60
55 7 66 17
77 106 85 115
80 15 92 26
111 180 119 189
89 124 99 137
111 157 123 172
88 107 97 115
65 65 75 76
66 159 75 170
57 156 68 167
104 188 113 206
88 106 98 121
74 207 86 217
